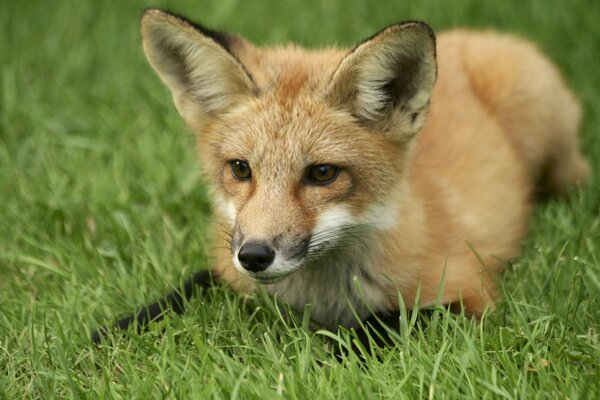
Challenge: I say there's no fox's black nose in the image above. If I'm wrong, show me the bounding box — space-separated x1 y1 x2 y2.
238 242 275 272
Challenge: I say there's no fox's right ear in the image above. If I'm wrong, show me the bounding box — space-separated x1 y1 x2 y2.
140 9 256 125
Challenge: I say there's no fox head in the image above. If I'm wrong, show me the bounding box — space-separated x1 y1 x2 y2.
140 10 437 284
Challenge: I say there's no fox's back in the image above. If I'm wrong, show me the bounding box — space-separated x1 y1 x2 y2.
412 30 584 255
412 32 532 260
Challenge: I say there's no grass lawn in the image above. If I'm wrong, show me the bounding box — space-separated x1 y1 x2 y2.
1 0 599 398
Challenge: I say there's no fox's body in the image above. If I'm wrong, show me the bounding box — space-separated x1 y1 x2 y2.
135 11 588 331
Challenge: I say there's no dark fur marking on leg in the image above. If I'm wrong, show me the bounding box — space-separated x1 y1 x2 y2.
91 270 214 344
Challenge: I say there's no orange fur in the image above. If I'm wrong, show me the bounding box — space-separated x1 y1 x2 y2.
141 10 588 327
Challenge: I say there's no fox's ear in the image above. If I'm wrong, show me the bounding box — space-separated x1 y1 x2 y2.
140 9 256 125
326 22 437 139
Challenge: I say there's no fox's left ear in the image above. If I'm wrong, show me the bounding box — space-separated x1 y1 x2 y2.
326 22 437 139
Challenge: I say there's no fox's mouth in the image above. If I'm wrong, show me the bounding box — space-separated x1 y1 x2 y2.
250 274 288 284
241 263 304 284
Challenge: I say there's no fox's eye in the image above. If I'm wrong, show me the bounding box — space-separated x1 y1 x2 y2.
305 164 340 185
230 160 252 180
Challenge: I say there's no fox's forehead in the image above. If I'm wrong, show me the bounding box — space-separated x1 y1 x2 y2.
213 46 354 166
238 45 346 94
207 46 370 168
218 96 363 169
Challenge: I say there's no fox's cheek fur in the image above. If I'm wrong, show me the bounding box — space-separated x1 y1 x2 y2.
213 194 237 226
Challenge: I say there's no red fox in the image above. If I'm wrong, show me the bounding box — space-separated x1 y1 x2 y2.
93 9 588 342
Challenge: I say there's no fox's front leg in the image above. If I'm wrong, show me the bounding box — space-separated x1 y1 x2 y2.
91 270 213 344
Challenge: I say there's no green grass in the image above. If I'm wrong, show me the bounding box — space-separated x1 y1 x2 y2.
1 0 599 398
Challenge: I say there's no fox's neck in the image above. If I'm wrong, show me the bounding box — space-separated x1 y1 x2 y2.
266 239 391 328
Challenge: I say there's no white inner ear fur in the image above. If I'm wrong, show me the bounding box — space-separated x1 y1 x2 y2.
141 14 255 122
